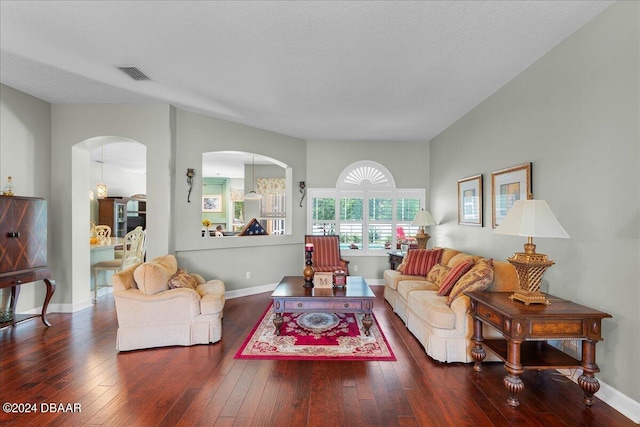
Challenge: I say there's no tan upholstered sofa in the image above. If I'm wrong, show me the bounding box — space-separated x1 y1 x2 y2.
112 255 225 351
383 248 518 363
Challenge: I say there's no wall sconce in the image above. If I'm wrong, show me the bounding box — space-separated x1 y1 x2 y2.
299 181 306 207
186 168 195 202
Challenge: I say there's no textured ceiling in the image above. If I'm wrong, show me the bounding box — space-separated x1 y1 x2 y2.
1 1 612 143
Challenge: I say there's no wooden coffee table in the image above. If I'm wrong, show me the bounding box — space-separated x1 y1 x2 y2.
271 276 375 336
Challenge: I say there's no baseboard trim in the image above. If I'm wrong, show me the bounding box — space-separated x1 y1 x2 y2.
556 369 639 423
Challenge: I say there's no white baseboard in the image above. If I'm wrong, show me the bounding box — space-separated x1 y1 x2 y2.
556 369 640 424
225 282 279 300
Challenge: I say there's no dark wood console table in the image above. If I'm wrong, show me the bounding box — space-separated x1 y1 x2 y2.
466 291 611 408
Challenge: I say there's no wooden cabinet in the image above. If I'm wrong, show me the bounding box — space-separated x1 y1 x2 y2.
98 197 146 238
0 195 56 328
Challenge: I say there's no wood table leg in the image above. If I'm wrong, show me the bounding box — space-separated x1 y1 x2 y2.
471 315 486 372
362 313 373 336
41 279 56 327
10 284 21 326
577 339 601 407
273 312 283 335
503 339 525 407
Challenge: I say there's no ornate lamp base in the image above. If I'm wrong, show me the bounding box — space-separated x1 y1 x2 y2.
507 243 554 305
415 229 431 250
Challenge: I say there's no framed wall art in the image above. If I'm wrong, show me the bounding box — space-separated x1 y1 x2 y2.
491 163 532 228
458 174 483 226
202 195 222 212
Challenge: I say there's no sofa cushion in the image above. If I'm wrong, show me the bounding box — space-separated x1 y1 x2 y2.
446 252 478 268
488 260 519 292
437 259 474 296
383 269 423 291
397 280 438 301
133 255 178 295
447 258 494 304
168 268 198 290
426 264 450 287
408 291 457 329
398 248 444 276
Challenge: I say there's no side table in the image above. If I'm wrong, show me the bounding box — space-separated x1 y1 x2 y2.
387 251 405 270
466 291 611 408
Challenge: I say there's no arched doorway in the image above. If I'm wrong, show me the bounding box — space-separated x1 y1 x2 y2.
72 136 147 306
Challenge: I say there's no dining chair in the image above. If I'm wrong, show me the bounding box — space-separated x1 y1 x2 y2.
92 226 146 303
95 225 111 244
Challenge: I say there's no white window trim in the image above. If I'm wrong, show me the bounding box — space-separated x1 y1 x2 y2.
307 161 425 256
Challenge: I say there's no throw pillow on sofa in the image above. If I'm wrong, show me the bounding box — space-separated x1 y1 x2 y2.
397 248 444 276
168 268 198 290
426 263 450 287
437 259 475 296
447 258 494 305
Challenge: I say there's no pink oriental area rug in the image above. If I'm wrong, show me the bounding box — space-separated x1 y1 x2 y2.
234 305 396 361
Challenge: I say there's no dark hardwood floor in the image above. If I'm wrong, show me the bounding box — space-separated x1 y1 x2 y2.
0 286 632 426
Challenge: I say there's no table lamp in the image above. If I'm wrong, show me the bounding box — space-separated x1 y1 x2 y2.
411 209 436 249
494 197 569 305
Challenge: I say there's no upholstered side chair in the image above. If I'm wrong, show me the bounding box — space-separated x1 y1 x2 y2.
304 235 349 275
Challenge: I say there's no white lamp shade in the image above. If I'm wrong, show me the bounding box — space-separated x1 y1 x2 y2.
412 210 436 227
494 199 569 238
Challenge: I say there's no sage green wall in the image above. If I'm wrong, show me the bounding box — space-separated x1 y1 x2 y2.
0 84 52 313
173 109 307 292
306 140 430 279
429 2 639 403
51 104 174 309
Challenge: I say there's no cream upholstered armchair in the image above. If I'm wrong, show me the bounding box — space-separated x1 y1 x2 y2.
112 254 225 351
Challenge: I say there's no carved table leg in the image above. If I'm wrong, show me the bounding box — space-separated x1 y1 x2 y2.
471 315 486 372
273 312 283 336
578 339 601 406
362 313 373 336
10 285 21 326
504 339 525 407
42 279 56 327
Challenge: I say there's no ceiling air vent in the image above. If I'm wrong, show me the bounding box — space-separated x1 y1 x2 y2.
116 66 151 81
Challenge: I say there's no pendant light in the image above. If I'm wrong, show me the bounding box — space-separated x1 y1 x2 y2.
244 156 262 200
96 146 108 199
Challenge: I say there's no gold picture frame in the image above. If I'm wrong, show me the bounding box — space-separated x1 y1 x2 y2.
491 163 532 228
313 272 334 288
458 174 483 226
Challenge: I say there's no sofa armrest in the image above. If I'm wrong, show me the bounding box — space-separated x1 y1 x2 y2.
196 280 225 315
114 288 201 326
449 294 472 333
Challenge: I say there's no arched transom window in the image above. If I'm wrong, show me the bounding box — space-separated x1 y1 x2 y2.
308 161 425 255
